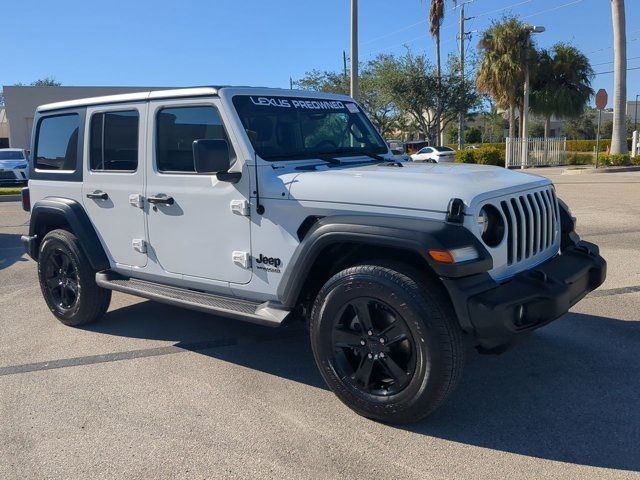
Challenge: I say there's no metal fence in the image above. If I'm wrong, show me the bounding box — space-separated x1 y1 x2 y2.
505 137 567 168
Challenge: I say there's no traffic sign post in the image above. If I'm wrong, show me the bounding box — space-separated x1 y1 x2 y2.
595 89 608 169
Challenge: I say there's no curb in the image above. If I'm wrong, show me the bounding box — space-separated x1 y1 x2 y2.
562 165 640 175
0 195 21 203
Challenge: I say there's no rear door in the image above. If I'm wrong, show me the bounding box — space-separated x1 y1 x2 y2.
82 104 147 269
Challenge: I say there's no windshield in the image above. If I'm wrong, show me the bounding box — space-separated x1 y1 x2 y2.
232 95 387 160
0 150 25 160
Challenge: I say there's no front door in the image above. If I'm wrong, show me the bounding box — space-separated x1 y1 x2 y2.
145 98 252 284
82 104 147 269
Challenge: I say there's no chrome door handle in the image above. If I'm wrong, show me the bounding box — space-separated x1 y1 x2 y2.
86 191 108 200
147 195 174 205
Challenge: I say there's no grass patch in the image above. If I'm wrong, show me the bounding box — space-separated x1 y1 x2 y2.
0 187 22 196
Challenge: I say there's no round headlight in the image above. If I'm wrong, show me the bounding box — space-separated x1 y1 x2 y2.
477 209 489 235
477 205 505 247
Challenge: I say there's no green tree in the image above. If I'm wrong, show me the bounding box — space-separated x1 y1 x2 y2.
476 17 536 145
294 63 398 136
465 126 482 144
528 121 545 138
530 43 594 138
478 102 506 142
377 51 478 143
562 109 597 139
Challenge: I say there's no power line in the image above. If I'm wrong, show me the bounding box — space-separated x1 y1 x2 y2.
588 37 640 54
521 0 585 20
473 0 533 19
592 55 640 67
595 66 640 76
361 19 427 47
361 0 533 54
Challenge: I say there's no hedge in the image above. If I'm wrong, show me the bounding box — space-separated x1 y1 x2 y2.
455 146 505 166
597 154 640 167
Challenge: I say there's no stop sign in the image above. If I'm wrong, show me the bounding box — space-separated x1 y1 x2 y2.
596 89 608 110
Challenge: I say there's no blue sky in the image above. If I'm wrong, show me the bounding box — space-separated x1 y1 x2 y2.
2 0 639 105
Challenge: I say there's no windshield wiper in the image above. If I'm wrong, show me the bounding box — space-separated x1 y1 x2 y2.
316 154 342 165
319 148 386 163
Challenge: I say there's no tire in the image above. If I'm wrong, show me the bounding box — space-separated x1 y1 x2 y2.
310 263 464 424
37 229 111 326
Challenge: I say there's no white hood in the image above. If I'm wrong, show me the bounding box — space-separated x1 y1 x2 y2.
286 161 551 213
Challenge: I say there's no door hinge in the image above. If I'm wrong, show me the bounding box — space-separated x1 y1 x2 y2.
129 194 144 209
132 238 147 254
230 199 250 217
232 251 251 269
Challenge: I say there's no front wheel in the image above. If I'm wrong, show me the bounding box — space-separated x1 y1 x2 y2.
310 264 464 424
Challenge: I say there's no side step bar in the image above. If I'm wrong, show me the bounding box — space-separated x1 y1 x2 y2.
95 272 290 327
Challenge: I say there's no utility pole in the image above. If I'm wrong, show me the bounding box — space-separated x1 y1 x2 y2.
455 0 474 150
458 4 465 150
521 25 545 169
350 0 359 101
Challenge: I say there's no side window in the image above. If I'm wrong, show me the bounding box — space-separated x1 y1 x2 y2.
156 105 234 173
90 110 139 171
35 114 80 170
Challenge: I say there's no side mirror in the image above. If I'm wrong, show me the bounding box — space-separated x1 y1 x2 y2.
192 139 241 183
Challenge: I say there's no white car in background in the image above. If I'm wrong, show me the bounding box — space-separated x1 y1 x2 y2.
411 146 455 163
0 148 29 184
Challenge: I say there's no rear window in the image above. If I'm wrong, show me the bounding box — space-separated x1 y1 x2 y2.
0 151 25 160
434 146 454 152
35 114 79 170
90 110 139 171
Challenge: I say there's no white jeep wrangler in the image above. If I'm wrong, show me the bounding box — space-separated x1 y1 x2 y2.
21 87 605 423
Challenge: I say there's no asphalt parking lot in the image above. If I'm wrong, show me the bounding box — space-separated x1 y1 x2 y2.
1 170 639 479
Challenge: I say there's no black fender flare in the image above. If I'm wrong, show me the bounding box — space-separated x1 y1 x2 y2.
26 197 110 271
277 215 492 308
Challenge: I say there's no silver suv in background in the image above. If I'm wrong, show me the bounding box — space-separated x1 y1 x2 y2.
0 148 29 184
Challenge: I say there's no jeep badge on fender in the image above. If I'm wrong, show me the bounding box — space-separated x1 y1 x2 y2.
21 86 606 424
255 254 282 272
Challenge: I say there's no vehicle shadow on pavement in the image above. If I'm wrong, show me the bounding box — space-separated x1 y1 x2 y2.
87 302 640 471
84 300 326 389
411 311 640 472
0 233 28 271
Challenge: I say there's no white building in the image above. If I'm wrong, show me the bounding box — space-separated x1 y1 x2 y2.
1 86 169 150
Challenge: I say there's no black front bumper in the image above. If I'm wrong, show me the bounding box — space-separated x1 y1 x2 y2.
442 241 606 350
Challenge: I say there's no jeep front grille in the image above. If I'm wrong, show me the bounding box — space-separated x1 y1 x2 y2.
499 186 560 265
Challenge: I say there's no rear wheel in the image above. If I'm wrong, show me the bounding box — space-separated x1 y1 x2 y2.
38 229 111 326
310 263 464 424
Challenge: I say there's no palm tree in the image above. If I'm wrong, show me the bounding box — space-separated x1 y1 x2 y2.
429 0 445 145
611 0 628 154
476 18 535 158
530 44 594 138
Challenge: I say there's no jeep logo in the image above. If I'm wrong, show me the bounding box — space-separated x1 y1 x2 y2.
256 254 282 269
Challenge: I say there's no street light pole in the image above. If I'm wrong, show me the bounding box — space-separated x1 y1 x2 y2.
521 25 545 169
350 0 359 101
634 94 639 132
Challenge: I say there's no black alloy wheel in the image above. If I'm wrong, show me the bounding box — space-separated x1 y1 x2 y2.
310 263 465 424
43 248 80 311
331 297 416 397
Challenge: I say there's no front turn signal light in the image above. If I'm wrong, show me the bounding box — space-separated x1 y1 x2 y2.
428 246 479 264
428 249 455 264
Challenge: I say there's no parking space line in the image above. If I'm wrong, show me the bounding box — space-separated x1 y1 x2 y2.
0 338 238 377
